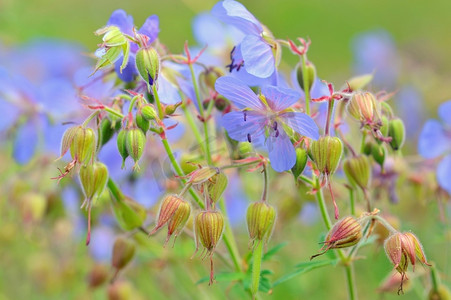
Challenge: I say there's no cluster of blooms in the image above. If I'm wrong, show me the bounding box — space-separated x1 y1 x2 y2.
1 0 444 298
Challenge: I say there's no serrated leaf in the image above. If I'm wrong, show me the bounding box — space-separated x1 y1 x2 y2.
263 242 288 261
195 272 244 285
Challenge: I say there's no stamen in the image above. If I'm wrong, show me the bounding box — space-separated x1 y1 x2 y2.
247 133 252 143
243 111 247 122
275 129 279 138
273 121 278 131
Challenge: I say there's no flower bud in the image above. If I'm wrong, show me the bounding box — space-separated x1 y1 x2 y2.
388 118 405 151
87 264 108 289
100 118 115 146
343 155 371 190
59 126 79 159
141 105 157 121
125 127 146 169
79 162 109 201
291 148 308 180
165 103 182 116
188 167 220 185
135 111 150 133
135 47 160 87
151 195 187 234
246 201 276 245
117 129 128 169
347 73 373 91
205 172 228 204
295 61 316 92
372 143 386 168
310 136 343 175
347 92 380 124
199 67 224 91
166 200 191 245
428 285 451 300
195 211 224 252
214 96 230 112
379 115 389 138
112 197 147 231
69 126 96 165
112 237 135 270
107 280 133 300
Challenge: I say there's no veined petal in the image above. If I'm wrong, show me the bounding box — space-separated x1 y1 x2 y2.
281 112 320 140
266 129 296 172
211 0 262 36
418 120 450 159
115 54 137 82
438 100 451 126
193 13 228 48
222 111 266 142
139 15 160 43
437 155 451 195
262 85 300 111
241 35 274 78
107 9 134 36
157 75 182 105
215 76 264 110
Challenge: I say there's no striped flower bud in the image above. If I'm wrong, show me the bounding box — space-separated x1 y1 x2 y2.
112 237 135 270
135 111 150 133
205 172 228 204
388 118 405 151
295 61 316 92
195 211 224 253
311 216 362 259
166 200 191 246
99 118 115 147
141 105 157 121
69 126 96 165
125 127 146 170
79 162 108 201
343 155 372 190
187 167 220 185
116 129 128 169
310 136 343 176
372 143 386 168
135 47 160 87
347 73 373 92
291 147 308 180
246 201 276 246
347 92 381 124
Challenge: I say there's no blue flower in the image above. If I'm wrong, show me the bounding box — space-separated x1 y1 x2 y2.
418 100 451 194
216 76 319 172
212 0 278 85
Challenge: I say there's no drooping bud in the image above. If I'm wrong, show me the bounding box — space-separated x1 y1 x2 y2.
347 73 373 91
291 147 308 180
151 195 187 234
428 285 451 300
373 214 400 246
141 105 157 121
347 92 381 125
135 111 150 133
311 216 362 259
59 126 79 159
388 118 405 151
112 197 147 231
116 129 128 169
112 237 136 270
343 155 372 190
204 172 228 204
246 201 276 246
69 126 96 165
187 167 220 185
166 200 191 246
195 210 225 253
379 115 390 138
135 47 160 88
372 143 386 168
87 264 108 289
79 162 109 201
295 61 316 92
100 118 115 146
310 136 343 175
125 127 146 170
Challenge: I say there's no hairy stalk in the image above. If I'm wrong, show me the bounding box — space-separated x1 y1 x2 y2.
82 111 100 127
152 84 164 120
251 241 264 297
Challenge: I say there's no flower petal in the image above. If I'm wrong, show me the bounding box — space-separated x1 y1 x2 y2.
438 100 451 126
107 9 134 36
211 0 262 36
215 76 264 110
262 85 300 111
437 154 451 195
139 15 160 43
13 120 39 164
115 54 137 82
281 112 320 140
157 74 182 105
418 120 450 159
193 13 228 48
222 111 266 142
241 35 274 78
267 129 296 172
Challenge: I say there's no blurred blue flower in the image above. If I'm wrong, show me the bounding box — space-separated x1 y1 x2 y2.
418 100 451 194
224 172 249 226
216 76 319 172
395 85 424 138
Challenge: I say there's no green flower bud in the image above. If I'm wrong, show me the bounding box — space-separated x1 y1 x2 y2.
246 201 276 244
199 67 224 91
187 167 219 185
151 195 186 233
343 155 371 190
100 118 115 146
347 73 373 91
112 197 147 231
135 111 150 133
380 115 390 138
125 128 146 170
195 211 224 252
347 92 380 124
164 103 182 116
107 281 134 300
388 118 405 151
238 142 253 156
79 162 109 200
166 200 191 245
205 172 228 203
117 129 129 169
141 105 157 121
59 126 79 159
295 61 316 92
310 136 343 175
428 285 451 300
372 143 386 168
362 141 373 156
112 237 135 270
291 148 308 180
135 47 160 88
180 154 201 175
69 126 96 165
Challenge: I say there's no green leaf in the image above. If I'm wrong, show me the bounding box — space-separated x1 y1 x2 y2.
272 259 339 287
195 272 244 285
263 241 288 261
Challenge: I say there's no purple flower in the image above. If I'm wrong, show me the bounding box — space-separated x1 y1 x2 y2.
418 100 451 194
212 0 277 84
216 76 319 172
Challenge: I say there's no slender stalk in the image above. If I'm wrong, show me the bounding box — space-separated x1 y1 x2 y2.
344 264 357 300
128 95 139 113
349 188 356 216
220 160 260 170
430 263 440 292
107 178 125 202
181 103 206 155
152 84 164 120
315 177 332 230
82 111 100 127
301 54 311 115
251 241 264 298
104 106 124 119
372 215 398 234
261 164 269 202
325 98 335 136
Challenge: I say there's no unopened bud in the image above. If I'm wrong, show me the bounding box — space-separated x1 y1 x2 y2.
291 148 308 180
310 136 343 175
135 111 150 133
166 200 191 245
125 128 146 169
188 167 219 185
343 155 371 190
379 115 389 138
141 105 157 121
347 73 373 91
70 126 96 165
214 96 229 112
296 61 316 92
246 201 276 244
79 162 109 200
428 285 451 300
112 197 147 231
195 211 224 252
388 118 405 151
311 216 362 259
151 195 187 234
96 26 127 47
112 237 135 270
199 67 224 91
100 118 115 146
164 103 181 116
372 143 386 168
205 172 228 203
117 129 128 169
87 264 108 289
135 47 160 87
347 92 380 124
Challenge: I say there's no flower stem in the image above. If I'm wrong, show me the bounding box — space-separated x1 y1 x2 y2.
372 215 398 234
152 84 164 120
181 103 206 155
82 111 100 127
349 188 356 216
251 241 264 297
315 177 332 230
344 263 357 300
301 54 311 115
325 99 335 136
430 263 440 292
104 106 124 119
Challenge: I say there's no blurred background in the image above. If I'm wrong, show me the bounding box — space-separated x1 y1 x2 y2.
0 0 450 299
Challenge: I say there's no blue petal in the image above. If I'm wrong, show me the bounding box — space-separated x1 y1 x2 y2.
437 155 451 194
0 98 19 131
267 129 296 172
89 226 115 262
211 0 262 35
418 120 451 158
261 85 300 111
157 75 182 105
281 111 320 140
215 76 264 110
240 35 274 78
222 111 266 142
139 15 160 43
115 54 137 82
13 120 39 164
40 78 78 117
395 85 424 138
438 100 451 126
193 13 228 48
107 9 134 36
164 118 185 143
